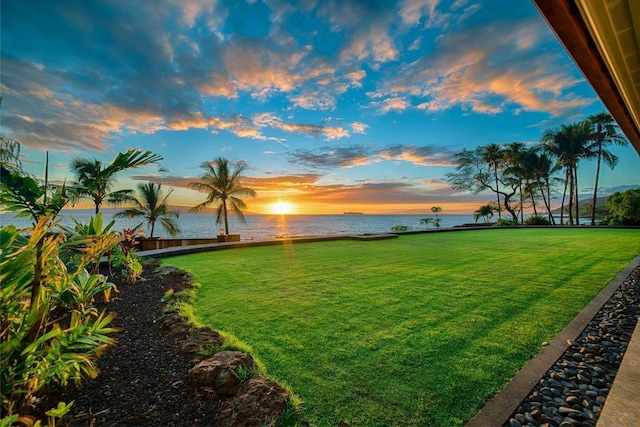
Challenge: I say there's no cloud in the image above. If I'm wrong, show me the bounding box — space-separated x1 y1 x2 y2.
370 97 409 114
289 145 374 169
250 113 351 141
382 13 595 117
289 143 454 169
375 144 455 166
351 122 368 134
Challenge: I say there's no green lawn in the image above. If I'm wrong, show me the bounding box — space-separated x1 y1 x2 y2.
165 228 639 427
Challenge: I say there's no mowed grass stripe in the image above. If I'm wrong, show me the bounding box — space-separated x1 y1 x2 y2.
165 228 640 426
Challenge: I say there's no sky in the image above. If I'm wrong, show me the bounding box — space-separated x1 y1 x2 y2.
2 0 639 215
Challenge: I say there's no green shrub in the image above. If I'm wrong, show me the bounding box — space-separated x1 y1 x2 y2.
523 215 552 226
493 218 520 227
602 187 640 225
391 225 411 232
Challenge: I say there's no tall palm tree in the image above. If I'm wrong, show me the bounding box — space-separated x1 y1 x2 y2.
480 144 504 218
541 121 592 225
71 149 163 214
504 142 527 222
114 182 180 238
586 112 627 225
530 149 558 224
189 157 257 235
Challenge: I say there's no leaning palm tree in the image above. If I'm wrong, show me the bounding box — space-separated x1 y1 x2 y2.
71 149 163 214
586 112 627 225
114 182 180 238
189 157 257 235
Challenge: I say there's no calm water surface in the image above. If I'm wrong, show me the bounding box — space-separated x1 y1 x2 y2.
0 209 477 241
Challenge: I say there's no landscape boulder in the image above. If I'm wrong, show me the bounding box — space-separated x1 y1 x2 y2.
190 350 255 396
216 377 290 427
159 312 192 337
180 327 225 357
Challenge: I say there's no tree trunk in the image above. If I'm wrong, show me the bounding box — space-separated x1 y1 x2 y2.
503 193 519 221
519 183 524 223
560 168 568 225
574 165 580 225
591 142 603 225
223 200 229 235
494 166 501 219
538 179 552 223
567 167 574 225
546 180 556 225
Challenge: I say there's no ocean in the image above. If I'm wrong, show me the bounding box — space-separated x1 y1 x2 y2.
0 209 478 241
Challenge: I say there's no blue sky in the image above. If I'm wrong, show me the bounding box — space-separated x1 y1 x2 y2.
2 0 639 214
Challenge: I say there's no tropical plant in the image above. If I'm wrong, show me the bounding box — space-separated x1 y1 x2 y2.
493 217 520 226
71 149 163 214
115 182 181 238
586 112 628 225
420 217 433 228
1 150 73 225
391 225 411 232
111 228 143 283
602 187 640 225
523 215 552 225
1 217 118 423
60 213 120 274
473 204 496 223
189 157 257 235
541 121 593 225
0 136 23 171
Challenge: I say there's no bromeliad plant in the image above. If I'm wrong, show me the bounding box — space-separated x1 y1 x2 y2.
1 215 120 424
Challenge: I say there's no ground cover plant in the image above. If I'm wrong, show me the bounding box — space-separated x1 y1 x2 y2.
165 228 640 426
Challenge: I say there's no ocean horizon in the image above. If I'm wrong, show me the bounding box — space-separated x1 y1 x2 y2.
0 209 480 241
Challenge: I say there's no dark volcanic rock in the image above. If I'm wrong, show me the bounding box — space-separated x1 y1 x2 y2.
190 350 256 396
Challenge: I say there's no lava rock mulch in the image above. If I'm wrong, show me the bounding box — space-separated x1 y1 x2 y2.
35 261 225 426
506 265 640 427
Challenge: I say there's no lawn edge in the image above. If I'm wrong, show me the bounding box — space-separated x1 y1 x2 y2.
465 254 640 427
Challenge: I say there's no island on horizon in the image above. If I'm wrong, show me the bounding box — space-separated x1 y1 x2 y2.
344 212 365 215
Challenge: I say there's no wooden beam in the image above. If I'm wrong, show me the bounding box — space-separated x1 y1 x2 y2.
532 0 640 154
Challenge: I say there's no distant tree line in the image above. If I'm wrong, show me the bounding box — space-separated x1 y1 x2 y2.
446 112 629 225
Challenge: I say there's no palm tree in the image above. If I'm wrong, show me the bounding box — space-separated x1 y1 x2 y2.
430 206 442 228
430 206 442 219
530 149 558 224
541 121 592 225
473 204 496 224
586 112 627 225
480 144 504 218
114 182 180 238
71 149 163 214
504 142 527 222
189 157 257 235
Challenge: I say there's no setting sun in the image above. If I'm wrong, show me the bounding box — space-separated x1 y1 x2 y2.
271 200 294 215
